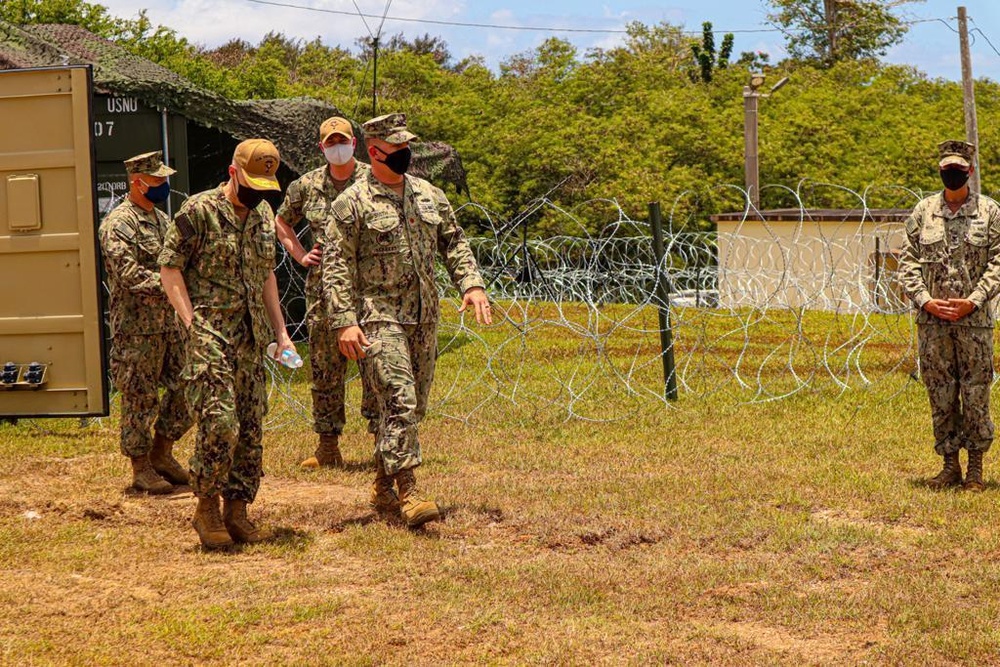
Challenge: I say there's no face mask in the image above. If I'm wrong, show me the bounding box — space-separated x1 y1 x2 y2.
323 143 354 166
141 180 171 204
375 146 412 175
941 168 970 192
236 183 267 210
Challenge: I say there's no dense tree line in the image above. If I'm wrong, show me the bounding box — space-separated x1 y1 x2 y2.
6 0 992 234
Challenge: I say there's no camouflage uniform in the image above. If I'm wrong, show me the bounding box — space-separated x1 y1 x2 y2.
158 185 277 502
99 167 191 459
323 169 485 475
277 161 377 435
900 191 1000 455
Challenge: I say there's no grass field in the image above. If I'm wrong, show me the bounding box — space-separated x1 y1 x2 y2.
3 304 1000 665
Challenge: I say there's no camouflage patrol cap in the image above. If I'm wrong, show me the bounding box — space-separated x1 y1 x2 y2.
319 117 353 143
362 113 418 145
938 140 976 169
124 151 176 177
233 138 281 191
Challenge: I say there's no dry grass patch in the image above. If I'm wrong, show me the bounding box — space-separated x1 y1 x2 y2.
4 310 1000 663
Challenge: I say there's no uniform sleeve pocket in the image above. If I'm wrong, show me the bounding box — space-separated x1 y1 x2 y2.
919 226 945 244
136 233 161 255
416 198 441 226
967 220 989 246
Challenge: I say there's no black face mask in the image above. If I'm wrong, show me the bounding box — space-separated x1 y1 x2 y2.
236 183 267 210
375 146 412 175
941 168 970 192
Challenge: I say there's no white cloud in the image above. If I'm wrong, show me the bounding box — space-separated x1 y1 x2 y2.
99 0 467 51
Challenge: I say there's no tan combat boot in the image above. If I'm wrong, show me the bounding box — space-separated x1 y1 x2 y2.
370 457 400 516
395 468 440 527
964 450 986 492
223 498 272 544
192 496 234 550
300 433 345 468
130 455 173 495
928 451 963 490
149 433 189 485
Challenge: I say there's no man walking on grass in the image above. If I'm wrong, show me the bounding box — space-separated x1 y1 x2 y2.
159 139 297 549
323 113 492 527
899 140 1000 491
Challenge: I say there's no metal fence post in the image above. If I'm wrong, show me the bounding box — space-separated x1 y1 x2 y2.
649 202 678 400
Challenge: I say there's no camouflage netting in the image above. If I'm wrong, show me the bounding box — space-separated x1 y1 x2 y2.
0 21 468 191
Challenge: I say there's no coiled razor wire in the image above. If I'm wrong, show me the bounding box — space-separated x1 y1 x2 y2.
95 182 991 429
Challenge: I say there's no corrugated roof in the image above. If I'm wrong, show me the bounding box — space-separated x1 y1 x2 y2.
0 21 468 191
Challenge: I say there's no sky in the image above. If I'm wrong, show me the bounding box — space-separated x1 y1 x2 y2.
94 0 1000 81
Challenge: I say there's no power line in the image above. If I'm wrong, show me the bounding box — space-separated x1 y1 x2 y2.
969 17 1000 60
350 0 374 39
375 0 392 40
244 1 955 38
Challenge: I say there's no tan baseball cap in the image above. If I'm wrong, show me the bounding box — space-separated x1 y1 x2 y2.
319 117 354 143
233 139 281 191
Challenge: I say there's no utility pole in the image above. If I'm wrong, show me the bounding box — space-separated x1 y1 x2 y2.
958 6 980 195
743 82 760 209
371 36 379 117
742 74 787 210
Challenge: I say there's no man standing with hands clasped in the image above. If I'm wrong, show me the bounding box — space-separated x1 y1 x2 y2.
159 139 297 549
900 140 1000 492
323 113 492 527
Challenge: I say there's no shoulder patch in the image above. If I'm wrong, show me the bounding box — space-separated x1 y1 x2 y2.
113 221 136 240
174 212 195 240
332 197 353 221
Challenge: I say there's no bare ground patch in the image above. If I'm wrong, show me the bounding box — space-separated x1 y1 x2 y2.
693 617 884 665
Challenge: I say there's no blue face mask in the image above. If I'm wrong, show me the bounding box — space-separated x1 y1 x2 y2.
142 180 171 203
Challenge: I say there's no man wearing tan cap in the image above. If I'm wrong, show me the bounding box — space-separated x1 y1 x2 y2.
159 139 298 549
322 113 492 527
900 139 1000 492
99 151 192 496
275 117 376 469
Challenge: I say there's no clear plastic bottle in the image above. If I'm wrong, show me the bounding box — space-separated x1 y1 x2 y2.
266 342 303 369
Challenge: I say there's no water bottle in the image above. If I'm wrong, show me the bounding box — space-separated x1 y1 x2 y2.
266 342 303 369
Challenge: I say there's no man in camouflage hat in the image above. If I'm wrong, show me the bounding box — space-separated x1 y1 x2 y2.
275 117 377 469
323 113 492 527
99 151 192 495
900 139 1000 491
159 138 298 549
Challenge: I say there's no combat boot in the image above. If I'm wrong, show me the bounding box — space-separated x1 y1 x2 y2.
130 455 173 495
149 433 189 485
370 457 400 516
928 451 963 490
300 433 344 468
223 498 272 544
964 450 986 492
395 468 440 527
192 496 233 550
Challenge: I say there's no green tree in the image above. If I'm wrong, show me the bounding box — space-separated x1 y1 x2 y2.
0 0 117 33
766 0 924 66
691 21 734 83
